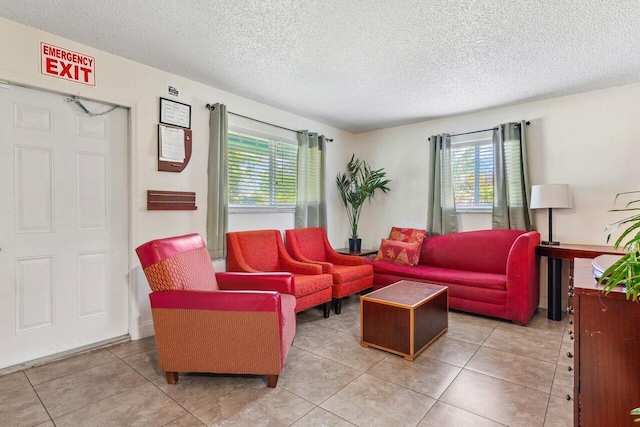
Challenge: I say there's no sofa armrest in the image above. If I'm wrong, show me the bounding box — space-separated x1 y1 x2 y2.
216 272 295 295
505 231 541 324
150 289 282 312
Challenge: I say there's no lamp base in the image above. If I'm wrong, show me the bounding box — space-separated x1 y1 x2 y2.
541 241 561 246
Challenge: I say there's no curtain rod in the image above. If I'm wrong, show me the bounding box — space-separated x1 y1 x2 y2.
429 121 530 141
205 104 333 142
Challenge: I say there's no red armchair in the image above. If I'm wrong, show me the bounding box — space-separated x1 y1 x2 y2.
285 227 373 314
226 229 334 317
135 233 296 388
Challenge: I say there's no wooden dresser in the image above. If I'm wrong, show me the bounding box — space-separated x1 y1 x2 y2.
571 258 640 426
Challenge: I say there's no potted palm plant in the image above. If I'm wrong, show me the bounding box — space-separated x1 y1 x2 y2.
599 191 640 300
336 155 391 252
598 190 640 422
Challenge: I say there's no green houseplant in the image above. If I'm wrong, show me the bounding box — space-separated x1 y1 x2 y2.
597 191 640 422
336 155 390 252
599 191 640 300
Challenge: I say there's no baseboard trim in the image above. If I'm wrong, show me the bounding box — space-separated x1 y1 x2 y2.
0 334 131 376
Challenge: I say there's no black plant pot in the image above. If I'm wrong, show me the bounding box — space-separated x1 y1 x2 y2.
348 238 362 253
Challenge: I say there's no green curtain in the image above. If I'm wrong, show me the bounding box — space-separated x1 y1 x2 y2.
427 134 457 235
207 103 228 258
295 130 327 229
492 121 532 230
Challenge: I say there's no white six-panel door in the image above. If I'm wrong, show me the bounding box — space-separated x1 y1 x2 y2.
0 85 129 369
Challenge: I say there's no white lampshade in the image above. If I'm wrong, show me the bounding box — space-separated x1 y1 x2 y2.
530 184 571 209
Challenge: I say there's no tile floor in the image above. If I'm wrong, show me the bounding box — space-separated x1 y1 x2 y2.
0 295 574 426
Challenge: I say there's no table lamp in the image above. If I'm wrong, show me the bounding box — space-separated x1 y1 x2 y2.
530 184 571 245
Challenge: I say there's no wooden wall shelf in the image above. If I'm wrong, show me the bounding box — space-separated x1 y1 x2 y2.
147 190 197 210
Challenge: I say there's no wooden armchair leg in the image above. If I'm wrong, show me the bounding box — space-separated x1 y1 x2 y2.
266 374 279 388
165 371 179 384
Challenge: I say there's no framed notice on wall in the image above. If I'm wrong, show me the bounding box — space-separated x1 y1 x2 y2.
159 97 191 129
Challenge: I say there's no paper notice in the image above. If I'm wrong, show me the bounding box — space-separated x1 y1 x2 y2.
160 126 185 161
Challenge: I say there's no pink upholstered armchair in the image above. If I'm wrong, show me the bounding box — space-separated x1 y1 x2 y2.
285 227 373 314
135 233 296 388
226 229 334 317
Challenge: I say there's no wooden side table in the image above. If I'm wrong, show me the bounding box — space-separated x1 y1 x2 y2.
334 248 378 257
360 280 448 360
536 244 624 321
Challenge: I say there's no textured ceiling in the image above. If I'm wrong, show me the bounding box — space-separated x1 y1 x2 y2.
2 1 640 133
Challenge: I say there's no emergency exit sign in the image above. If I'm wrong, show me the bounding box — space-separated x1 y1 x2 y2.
40 42 96 86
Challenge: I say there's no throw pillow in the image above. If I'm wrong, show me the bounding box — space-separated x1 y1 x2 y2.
375 238 421 266
388 227 427 244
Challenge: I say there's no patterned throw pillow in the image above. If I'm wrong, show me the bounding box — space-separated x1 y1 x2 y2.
374 238 422 266
388 227 427 244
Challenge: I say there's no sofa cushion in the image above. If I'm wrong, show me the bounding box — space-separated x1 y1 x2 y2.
375 238 421 266
332 264 373 284
418 229 525 274
372 261 506 290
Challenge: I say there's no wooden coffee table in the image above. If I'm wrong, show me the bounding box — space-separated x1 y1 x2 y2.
360 280 448 360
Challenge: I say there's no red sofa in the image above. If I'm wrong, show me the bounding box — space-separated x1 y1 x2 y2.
370 229 540 325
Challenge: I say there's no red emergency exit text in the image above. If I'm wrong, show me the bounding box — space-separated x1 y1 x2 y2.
40 42 96 86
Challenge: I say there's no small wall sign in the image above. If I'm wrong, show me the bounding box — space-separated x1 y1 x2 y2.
159 97 191 129
40 42 96 86
167 85 180 97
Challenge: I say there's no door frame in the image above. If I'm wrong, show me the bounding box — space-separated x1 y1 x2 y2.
0 72 143 340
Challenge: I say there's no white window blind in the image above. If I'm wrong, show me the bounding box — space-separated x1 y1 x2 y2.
228 130 297 211
451 134 493 211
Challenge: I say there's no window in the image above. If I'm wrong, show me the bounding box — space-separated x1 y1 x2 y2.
451 133 493 212
228 129 297 211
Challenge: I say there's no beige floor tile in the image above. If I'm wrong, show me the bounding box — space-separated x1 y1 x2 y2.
291 407 356 426
122 348 164 381
0 371 32 396
0 385 51 427
483 327 561 362
550 363 574 399
34 359 147 418
499 309 567 336
446 314 497 345
421 336 480 367
367 354 460 399
449 310 501 328
25 349 117 385
318 308 360 335
278 352 361 404
286 345 311 363
418 401 506 426
557 339 574 365
153 373 261 412
311 330 387 372
544 394 573 426
53 382 186 426
108 336 156 358
34 421 55 427
164 413 207 426
497 319 565 343
466 346 556 393
296 307 325 323
320 373 435 427
192 383 315 427
294 322 346 352
440 370 549 426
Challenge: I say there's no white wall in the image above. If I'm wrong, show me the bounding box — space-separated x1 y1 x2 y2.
351 83 640 308
3 16 638 335
0 17 355 338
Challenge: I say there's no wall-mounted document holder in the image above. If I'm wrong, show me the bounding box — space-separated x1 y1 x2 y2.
147 190 197 210
158 124 192 172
